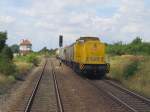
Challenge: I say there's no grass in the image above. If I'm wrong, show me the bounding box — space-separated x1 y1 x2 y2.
13 53 40 79
15 61 32 75
14 53 39 66
0 55 17 90
0 75 15 84
0 53 41 94
108 55 150 98
0 73 16 94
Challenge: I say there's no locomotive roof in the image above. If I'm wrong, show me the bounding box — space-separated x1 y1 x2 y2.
77 37 99 41
66 37 100 47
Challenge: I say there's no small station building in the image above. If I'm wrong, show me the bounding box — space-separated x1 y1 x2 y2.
19 39 32 55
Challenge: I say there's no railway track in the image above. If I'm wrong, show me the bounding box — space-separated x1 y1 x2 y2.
24 59 64 112
24 60 47 112
51 60 64 112
88 79 150 112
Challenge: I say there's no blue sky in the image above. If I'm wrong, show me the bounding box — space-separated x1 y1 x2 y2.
0 0 150 51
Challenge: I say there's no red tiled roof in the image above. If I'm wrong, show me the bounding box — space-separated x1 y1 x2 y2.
20 39 32 45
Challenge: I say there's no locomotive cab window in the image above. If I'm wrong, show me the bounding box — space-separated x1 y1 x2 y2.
78 40 84 44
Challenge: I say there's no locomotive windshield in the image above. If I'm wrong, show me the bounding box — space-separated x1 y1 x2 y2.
77 37 100 42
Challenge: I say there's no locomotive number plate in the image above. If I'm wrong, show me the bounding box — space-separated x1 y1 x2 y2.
88 57 100 61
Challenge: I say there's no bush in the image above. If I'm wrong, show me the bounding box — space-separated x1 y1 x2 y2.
26 54 39 66
1 46 13 61
0 55 17 76
26 53 39 66
124 61 139 79
14 53 39 66
108 55 142 80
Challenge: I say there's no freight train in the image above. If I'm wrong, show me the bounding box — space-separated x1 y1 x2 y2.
56 37 110 78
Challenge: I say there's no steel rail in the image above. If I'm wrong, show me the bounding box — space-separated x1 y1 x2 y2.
86 79 138 112
51 61 64 112
24 60 47 112
104 79 150 105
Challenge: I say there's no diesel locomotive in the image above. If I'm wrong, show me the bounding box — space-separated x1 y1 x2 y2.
57 37 110 78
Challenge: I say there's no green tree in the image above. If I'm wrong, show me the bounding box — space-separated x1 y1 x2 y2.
10 44 19 53
1 46 13 60
131 37 142 44
0 31 7 52
39 47 49 53
106 36 150 55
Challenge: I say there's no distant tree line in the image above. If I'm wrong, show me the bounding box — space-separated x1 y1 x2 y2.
106 37 150 55
38 47 57 56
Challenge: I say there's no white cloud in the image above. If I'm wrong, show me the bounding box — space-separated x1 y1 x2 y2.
0 0 150 50
122 24 140 33
0 16 15 24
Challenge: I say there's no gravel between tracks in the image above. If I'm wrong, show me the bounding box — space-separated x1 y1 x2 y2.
54 59 130 112
30 59 57 112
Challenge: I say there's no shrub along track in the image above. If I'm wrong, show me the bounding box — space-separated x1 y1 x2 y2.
87 79 150 112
